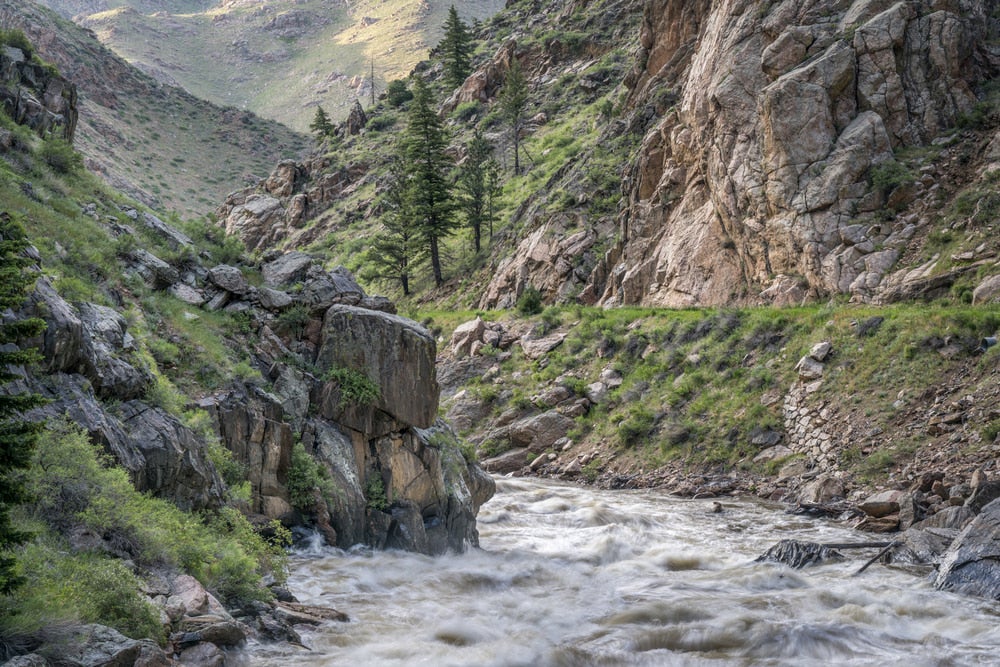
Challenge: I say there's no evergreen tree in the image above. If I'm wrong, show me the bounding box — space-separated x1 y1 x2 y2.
484 157 502 242
0 213 46 595
500 58 528 174
457 130 494 254
441 5 473 89
367 158 422 295
402 79 456 287
309 106 334 141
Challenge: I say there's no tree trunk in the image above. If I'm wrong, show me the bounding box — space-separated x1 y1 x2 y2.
430 237 443 286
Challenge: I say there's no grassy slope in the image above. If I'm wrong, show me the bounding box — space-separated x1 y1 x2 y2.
8 0 310 218
428 302 1000 493
67 0 504 131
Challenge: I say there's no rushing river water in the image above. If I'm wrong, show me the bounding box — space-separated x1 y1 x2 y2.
250 477 1000 666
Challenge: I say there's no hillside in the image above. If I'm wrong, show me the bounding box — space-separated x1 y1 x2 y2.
215 0 1000 313
1 0 309 217
37 0 505 132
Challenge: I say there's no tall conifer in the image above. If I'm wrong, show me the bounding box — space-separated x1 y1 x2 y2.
441 5 473 89
500 59 528 174
0 213 46 595
402 79 456 287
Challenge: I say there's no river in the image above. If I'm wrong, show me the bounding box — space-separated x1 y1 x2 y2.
250 477 1000 666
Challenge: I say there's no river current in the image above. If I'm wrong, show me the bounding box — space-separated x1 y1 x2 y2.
250 477 1000 666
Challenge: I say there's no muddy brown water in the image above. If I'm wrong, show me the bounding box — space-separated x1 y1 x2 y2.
249 477 1000 666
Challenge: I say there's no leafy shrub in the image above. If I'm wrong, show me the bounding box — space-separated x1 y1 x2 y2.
452 101 481 122
275 304 311 338
285 443 333 513
516 285 543 315
37 137 83 174
617 406 655 447
0 29 33 59
19 420 284 607
323 365 380 408
366 114 397 132
385 79 413 108
870 160 913 193
365 475 389 512
6 543 164 642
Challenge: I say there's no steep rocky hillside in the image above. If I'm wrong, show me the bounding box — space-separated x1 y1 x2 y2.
37 0 505 131
1 0 309 217
1 33 491 658
215 0 1000 315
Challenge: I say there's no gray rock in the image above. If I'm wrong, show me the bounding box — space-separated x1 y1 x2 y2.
257 286 293 311
2 655 48 667
936 498 1000 599
77 303 153 400
141 211 193 249
119 401 225 512
262 252 314 287
756 539 845 568
482 447 530 474
972 274 1000 305
359 295 397 314
300 267 365 313
207 265 249 295
509 411 575 453
798 474 844 504
24 278 83 373
130 248 179 287
317 305 438 429
450 317 486 357
520 333 566 360
39 624 167 667
808 341 832 361
795 355 824 381
966 480 1000 514
859 490 903 518
169 283 207 306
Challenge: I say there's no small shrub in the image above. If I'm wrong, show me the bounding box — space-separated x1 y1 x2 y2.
385 79 413 108
366 114 397 132
365 474 389 512
38 137 83 173
617 406 655 447
323 366 380 408
285 442 333 513
275 304 311 338
517 285 543 315
870 159 913 194
452 101 481 122
0 28 33 59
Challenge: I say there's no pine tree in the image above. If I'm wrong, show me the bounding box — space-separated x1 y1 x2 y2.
0 212 46 595
500 58 528 174
402 79 456 287
441 5 473 89
367 159 422 295
309 106 334 141
457 130 494 254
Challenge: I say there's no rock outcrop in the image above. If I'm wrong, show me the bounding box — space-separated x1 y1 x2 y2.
0 41 77 141
581 0 995 307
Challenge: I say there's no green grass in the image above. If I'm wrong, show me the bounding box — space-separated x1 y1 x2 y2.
435 301 1000 478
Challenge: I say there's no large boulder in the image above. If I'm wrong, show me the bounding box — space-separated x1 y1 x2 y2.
316 305 438 429
936 498 1000 599
262 251 315 287
77 302 153 400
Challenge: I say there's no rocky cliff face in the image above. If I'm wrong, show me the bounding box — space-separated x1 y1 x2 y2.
588 0 998 306
10 221 492 554
0 41 77 142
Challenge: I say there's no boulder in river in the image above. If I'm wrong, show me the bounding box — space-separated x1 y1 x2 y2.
935 498 1000 599
755 539 846 568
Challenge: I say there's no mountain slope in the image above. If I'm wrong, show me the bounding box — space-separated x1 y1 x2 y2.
37 0 505 132
1 0 309 217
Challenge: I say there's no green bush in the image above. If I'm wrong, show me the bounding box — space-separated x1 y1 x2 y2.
366 114 397 132
385 79 413 108
4 543 164 642
285 443 333 513
18 420 284 607
275 304 311 338
0 29 33 60
517 285 543 315
452 101 481 122
870 159 913 194
38 137 83 174
324 365 380 408
365 475 389 512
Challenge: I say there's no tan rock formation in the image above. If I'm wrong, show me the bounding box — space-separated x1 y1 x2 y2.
588 0 992 306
